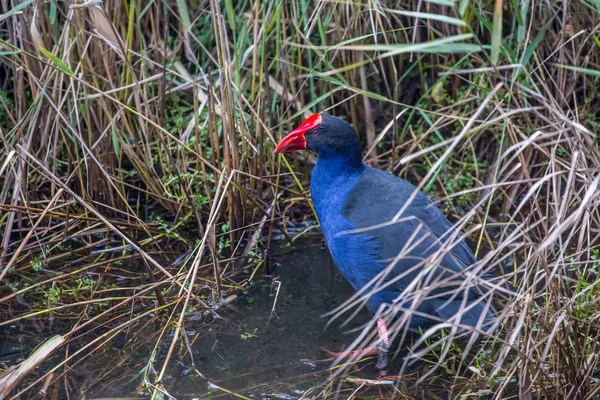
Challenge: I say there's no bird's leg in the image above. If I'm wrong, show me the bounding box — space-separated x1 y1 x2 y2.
320 317 392 372
375 317 391 371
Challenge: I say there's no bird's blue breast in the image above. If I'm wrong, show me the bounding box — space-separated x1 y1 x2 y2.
310 160 383 306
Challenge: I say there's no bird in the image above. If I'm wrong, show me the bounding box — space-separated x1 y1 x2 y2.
274 113 495 369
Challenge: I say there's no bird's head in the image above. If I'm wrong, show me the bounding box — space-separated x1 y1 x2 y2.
274 114 362 163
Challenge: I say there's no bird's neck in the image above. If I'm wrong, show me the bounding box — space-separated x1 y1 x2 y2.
310 155 365 226
312 154 365 187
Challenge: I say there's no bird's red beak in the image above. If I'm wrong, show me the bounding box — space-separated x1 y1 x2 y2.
274 113 322 153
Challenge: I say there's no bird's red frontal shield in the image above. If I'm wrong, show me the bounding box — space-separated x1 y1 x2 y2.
274 113 322 153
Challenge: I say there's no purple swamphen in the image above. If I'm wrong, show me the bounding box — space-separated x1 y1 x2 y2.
275 113 495 368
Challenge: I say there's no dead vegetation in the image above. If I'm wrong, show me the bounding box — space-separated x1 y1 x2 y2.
0 0 599 398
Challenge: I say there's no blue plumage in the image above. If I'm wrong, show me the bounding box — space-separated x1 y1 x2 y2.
276 114 495 332
310 158 381 296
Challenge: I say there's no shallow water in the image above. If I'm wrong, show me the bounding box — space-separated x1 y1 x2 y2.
3 237 471 399
88 237 435 399
161 238 487 399
168 238 376 398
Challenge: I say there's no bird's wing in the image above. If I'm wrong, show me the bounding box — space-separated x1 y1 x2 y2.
341 167 481 297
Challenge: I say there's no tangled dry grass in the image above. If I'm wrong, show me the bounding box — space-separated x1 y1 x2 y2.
0 0 599 398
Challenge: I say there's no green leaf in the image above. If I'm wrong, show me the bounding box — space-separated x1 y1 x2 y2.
0 0 35 22
139 0 157 19
513 27 546 81
384 8 467 27
176 0 192 29
322 33 475 53
38 47 74 76
424 0 456 5
491 0 503 65
224 0 236 31
458 0 470 16
516 0 530 42
421 43 484 53
49 0 57 24
510 0 524 27
328 28 409 50
264 1 282 35
294 34 479 77
111 126 120 157
553 64 600 78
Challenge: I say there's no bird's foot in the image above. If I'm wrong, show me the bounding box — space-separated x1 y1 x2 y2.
320 318 392 373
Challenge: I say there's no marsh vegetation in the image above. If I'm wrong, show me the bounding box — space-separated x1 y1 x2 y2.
0 0 600 398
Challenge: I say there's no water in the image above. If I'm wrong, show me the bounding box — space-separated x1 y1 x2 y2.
3 237 473 399
128 237 498 399
69 237 388 399
168 238 377 398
